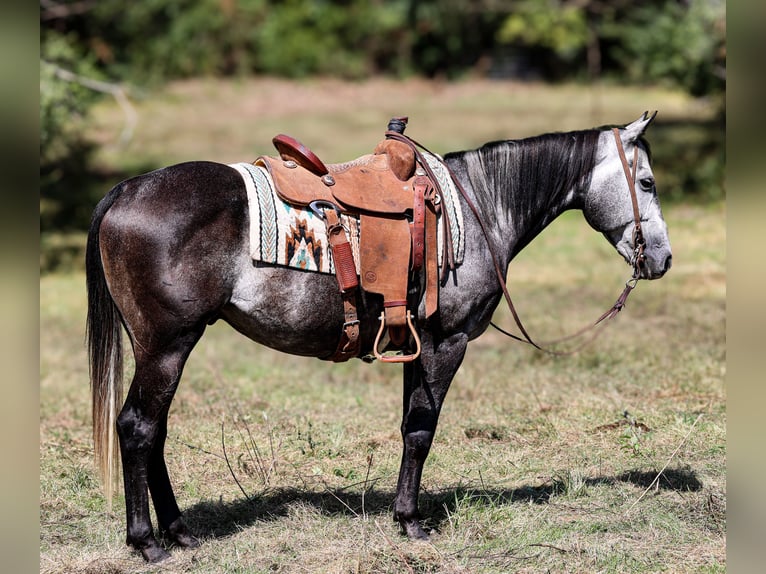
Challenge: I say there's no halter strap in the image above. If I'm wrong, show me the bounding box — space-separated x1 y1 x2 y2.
612 128 646 275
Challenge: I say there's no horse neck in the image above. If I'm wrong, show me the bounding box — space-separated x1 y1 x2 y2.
446 131 599 264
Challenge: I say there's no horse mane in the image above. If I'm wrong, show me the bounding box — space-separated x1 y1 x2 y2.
445 129 602 251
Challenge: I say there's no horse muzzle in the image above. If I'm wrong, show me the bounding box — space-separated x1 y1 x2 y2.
638 246 672 279
615 221 672 280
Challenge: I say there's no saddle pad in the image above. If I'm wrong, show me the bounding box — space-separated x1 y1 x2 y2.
229 157 464 274
421 151 465 265
229 162 361 275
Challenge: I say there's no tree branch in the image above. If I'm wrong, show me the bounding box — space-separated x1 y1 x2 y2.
42 60 136 146
40 1 98 21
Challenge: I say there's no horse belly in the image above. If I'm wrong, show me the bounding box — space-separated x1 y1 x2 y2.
222 264 347 357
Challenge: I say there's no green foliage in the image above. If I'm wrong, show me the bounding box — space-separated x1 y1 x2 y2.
498 0 589 61
495 0 725 98
649 120 725 202
38 1 725 238
617 411 654 459
42 0 726 95
64 0 412 82
406 0 506 78
40 33 105 232
614 0 726 97
40 33 100 166
253 0 407 79
87 0 239 82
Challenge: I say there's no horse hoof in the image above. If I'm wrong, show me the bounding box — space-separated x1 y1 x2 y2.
401 519 430 540
140 543 171 563
165 517 201 548
173 531 200 549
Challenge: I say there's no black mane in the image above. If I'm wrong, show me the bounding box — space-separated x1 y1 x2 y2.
445 129 601 253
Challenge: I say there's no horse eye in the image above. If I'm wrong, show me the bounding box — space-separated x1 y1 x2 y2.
639 177 655 190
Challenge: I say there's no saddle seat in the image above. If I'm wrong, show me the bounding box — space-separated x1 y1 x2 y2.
254 124 440 363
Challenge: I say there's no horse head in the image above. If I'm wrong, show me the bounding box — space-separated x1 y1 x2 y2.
582 112 672 280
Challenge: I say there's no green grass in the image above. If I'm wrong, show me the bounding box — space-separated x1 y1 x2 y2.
40 79 724 573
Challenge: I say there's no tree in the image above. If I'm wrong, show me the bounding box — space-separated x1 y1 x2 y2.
496 0 725 100
614 0 725 98
40 32 100 168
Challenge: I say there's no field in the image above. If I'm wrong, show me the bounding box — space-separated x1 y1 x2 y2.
40 79 725 573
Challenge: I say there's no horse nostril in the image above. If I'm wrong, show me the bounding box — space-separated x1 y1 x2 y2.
663 254 672 273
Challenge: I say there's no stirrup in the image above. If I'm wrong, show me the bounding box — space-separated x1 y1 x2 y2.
373 311 421 363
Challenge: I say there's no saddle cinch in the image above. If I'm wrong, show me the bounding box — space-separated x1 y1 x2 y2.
255 117 450 363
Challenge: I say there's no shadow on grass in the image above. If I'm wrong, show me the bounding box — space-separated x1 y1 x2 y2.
615 466 703 491
182 465 702 540
182 482 574 539
184 488 395 539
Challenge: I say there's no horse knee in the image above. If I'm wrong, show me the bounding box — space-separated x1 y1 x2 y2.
116 406 158 455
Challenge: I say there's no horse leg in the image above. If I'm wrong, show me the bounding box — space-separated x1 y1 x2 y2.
147 409 200 549
393 331 468 539
117 328 203 562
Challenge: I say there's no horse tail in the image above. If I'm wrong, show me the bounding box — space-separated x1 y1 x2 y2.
85 183 125 510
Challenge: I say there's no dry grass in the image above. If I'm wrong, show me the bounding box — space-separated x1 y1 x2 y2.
41 79 724 573
89 77 711 169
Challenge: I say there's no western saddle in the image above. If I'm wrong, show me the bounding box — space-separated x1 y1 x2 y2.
255 117 452 363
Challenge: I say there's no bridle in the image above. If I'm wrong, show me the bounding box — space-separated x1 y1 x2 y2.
389 126 647 355
612 127 646 279
490 128 648 353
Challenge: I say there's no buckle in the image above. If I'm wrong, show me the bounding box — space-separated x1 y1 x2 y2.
309 200 341 220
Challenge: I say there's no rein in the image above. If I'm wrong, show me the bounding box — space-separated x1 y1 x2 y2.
388 127 646 355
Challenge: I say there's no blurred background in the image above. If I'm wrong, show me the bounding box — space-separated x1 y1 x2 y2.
40 0 725 270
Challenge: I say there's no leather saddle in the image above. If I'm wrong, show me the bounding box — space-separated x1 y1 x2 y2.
255 118 442 363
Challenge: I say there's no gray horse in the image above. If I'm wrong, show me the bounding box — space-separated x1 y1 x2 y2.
86 113 671 562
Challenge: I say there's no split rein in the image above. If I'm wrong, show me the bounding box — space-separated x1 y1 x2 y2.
387 128 645 356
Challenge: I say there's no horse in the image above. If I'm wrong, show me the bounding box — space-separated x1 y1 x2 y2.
86 113 672 562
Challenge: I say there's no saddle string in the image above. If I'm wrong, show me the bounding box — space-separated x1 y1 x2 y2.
388 128 645 355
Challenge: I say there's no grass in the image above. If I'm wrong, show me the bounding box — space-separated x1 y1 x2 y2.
40 79 724 573
87 76 713 170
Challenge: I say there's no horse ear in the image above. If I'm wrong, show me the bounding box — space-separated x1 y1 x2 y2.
622 111 658 142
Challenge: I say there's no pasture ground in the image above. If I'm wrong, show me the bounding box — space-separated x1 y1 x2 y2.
40 79 725 573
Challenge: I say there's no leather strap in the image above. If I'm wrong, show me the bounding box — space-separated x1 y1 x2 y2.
322 208 361 362
424 197 439 318
410 175 429 270
612 128 646 271
325 209 359 293
406 171 439 319
328 292 360 362
613 128 641 233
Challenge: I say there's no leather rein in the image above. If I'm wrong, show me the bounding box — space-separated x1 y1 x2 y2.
388 127 646 355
